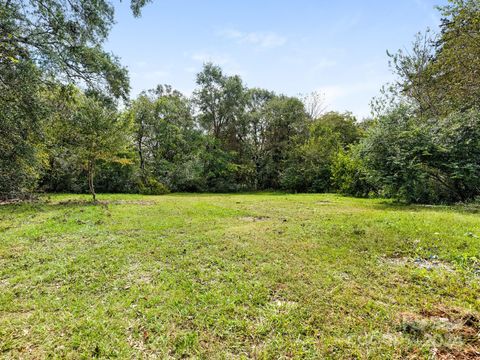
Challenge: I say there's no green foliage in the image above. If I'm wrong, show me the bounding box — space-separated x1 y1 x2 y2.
200 138 240 192
0 0 151 99
359 106 480 203
431 0 480 114
363 0 480 203
129 85 202 192
168 155 206 192
258 96 308 189
95 151 139 193
428 109 480 201
383 1 480 118
331 147 376 197
311 111 361 145
359 106 438 202
47 91 131 200
281 112 362 193
243 88 276 189
194 63 247 142
0 60 46 199
2 0 478 204
138 178 170 195
0 0 151 200
40 147 86 193
280 128 339 192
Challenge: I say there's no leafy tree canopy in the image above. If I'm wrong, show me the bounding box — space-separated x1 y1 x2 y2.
1 0 151 99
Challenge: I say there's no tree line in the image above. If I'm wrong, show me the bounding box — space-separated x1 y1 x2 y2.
1 0 479 204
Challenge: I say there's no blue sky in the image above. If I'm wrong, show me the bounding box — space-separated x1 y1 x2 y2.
106 0 447 119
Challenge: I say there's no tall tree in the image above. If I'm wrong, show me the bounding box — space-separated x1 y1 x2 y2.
359 105 480 203
63 92 130 201
431 0 480 114
301 91 327 120
259 96 308 189
0 0 151 199
244 88 276 189
281 112 361 192
0 0 153 98
383 0 480 117
0 60 46 199
194 63 247 143
129 85 200 192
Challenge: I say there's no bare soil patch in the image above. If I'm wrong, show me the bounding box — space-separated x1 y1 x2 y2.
383 256 455 272
239 215 270 222
398 306 480 358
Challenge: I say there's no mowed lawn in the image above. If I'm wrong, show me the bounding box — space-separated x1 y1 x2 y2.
0 194 479 359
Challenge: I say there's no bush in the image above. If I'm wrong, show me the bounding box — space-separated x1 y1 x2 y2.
95 158 138 194
331 147 376 197
169 157 206 192
200 139 240 192
280 113 363 193
138 178 170 195
359 106 480 203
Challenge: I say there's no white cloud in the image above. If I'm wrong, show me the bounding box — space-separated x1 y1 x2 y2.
220 28 287 49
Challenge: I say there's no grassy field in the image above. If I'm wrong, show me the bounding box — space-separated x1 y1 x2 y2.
0 193 479 359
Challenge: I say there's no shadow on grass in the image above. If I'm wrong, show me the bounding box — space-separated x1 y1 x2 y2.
369 200 480 215
0 198 101 216
167 191 291 197
1 192 479 216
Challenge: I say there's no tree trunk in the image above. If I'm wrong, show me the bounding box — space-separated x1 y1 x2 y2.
137 131 146 184
88 160 96 202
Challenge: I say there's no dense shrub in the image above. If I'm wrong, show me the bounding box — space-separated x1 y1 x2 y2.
331 147 376 197
281 112 362 193
95 157 139 194
138 178 170 195
358 107 480 203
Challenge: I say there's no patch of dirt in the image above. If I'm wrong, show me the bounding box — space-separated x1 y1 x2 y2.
0 200 23 205
397 306 480 357
135 273 153 285
239 215 270 222
126 322 159 358
435 348 480 359
268 284 297 311
0 309 35 321
56 199 92 205
271 299 297 309
0 195 38 205
56 199 154 206
383 256 455 272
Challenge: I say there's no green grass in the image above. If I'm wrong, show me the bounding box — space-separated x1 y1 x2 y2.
0 193 479 359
